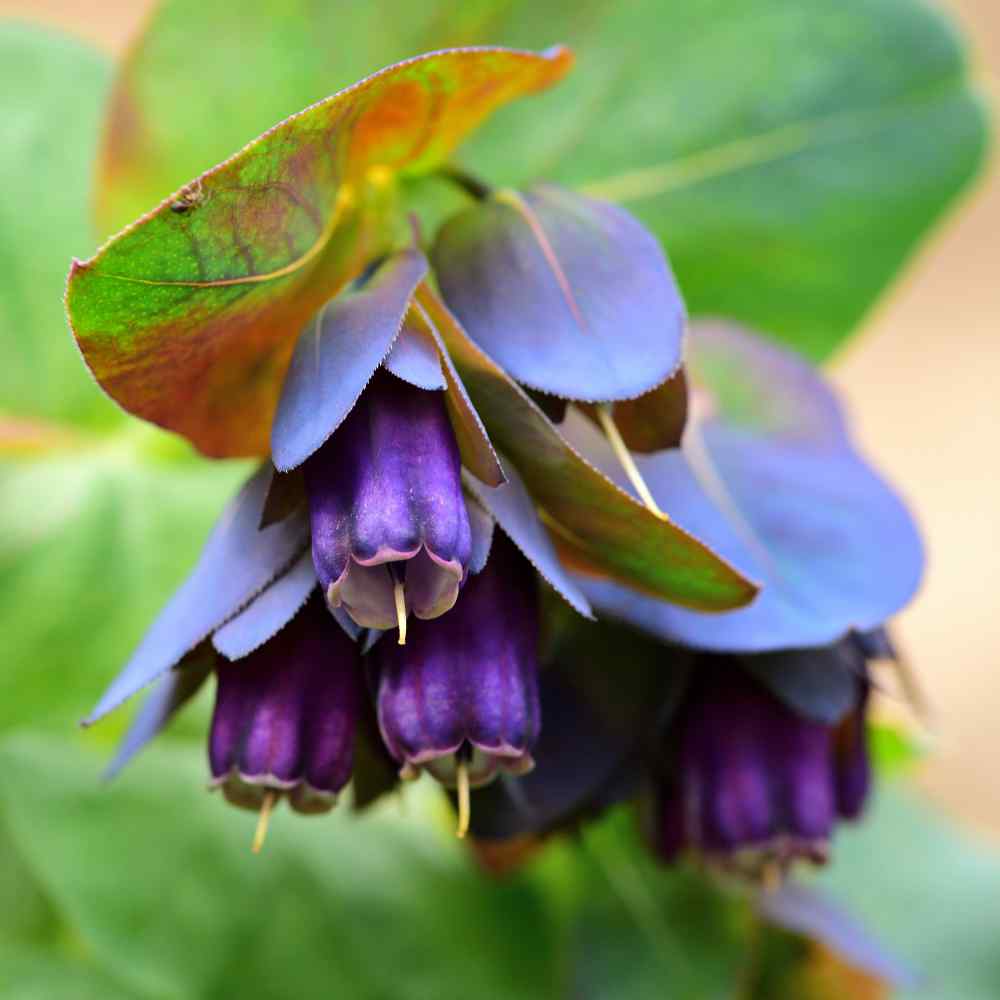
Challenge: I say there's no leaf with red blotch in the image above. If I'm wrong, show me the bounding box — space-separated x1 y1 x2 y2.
67 46 573 459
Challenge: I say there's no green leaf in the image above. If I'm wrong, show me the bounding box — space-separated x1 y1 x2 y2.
92 1 986 367
0 734 561 1000
0 24 114 427
70 45 572 459
818 784 1000 998
0 443 248 734
458 0 989 361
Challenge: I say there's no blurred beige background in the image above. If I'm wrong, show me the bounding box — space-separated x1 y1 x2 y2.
3 0 999 833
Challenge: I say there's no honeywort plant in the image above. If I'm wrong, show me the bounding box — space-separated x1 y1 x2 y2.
9 0 981 988
69 38 926 883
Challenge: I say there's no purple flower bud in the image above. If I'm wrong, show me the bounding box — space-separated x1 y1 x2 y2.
304 369 472 632
372 533 539 788
654 651 870 877
209 594 362 814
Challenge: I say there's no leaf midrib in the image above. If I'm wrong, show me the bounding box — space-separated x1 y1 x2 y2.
576 73 975 204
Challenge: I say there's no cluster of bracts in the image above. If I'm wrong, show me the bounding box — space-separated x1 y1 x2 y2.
73 49 923 882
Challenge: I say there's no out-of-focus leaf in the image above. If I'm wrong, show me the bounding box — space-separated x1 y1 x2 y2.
567 323 924 651
740 643 862 725
0 734 561 1000
97 2 985 363
84 466 308 725
0 25 113 427
564 811 746 999
418 288 757 612
69 46 573 460
758 881 918 990
270 248 428 471
466 460 593 618
432 183 684 401
819 785 1000 999
456 0 988 361
0 446 246 734
0 948 135 1000
211 551 317 661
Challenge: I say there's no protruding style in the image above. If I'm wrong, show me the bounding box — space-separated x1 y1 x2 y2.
304 369 473 634
373 533 540 794
209 594 362 815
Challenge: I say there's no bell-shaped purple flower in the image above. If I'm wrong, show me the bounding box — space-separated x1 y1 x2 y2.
304 369 472 634
653 649 870 878
209 594 362 815
372 533 540 790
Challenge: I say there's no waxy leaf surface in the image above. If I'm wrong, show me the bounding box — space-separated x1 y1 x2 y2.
466 460 593 619
270 248 428 471
211 550 318 660
68 46 572 458
568 323 924 651
417 288 756 612
384 314 447 390
432 183 684 401
85 468 308 724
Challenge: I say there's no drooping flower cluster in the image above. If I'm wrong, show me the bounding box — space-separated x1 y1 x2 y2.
75 46 924 882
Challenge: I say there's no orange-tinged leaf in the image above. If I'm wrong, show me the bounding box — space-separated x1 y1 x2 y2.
67 46 573 458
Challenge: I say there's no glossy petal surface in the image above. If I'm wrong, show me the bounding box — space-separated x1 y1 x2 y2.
305 370 471 628
416 287 756 612
374 535 539 780
210 595 362 811
433 184 683 401
271 248 428 471
85 467 308 723
68 45 573 457
568 322 924 651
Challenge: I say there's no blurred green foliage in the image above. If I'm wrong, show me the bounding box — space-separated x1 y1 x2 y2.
0 4 996 997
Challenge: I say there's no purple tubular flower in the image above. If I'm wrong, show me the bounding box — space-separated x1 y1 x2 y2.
209 594 362 814
303 369 472 633
372 533 540 788
654 647 871 878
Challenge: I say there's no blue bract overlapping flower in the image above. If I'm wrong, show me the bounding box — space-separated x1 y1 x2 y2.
71 44 924 882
